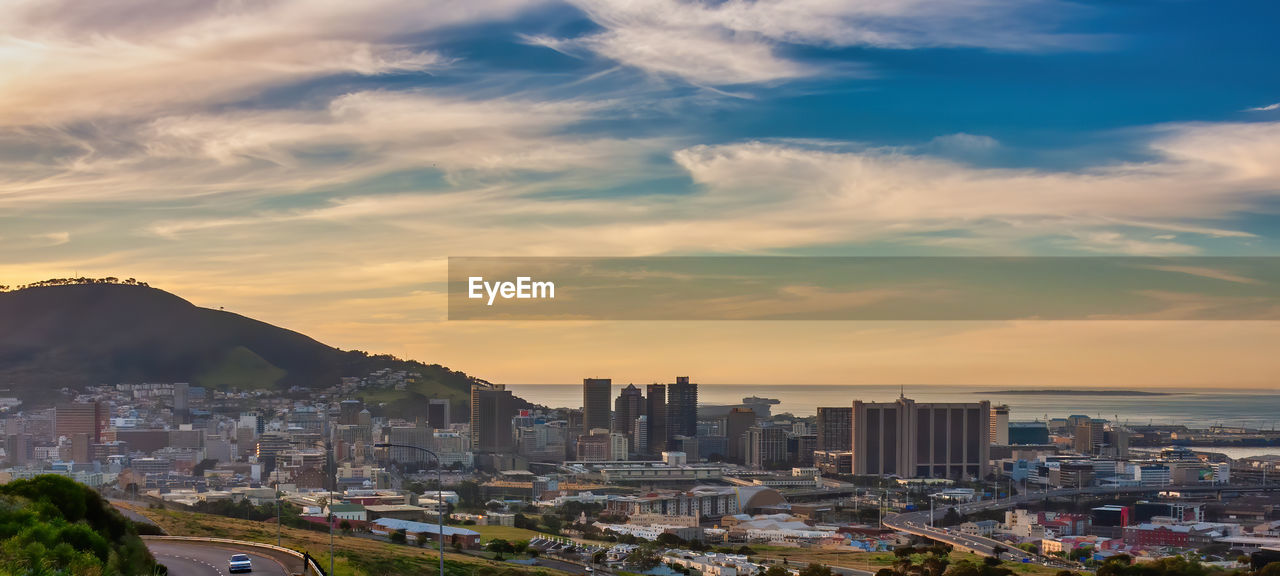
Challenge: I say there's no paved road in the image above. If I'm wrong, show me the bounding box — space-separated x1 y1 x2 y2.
147 540 293 576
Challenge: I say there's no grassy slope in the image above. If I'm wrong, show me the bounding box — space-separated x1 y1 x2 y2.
746 547 1063 576
119 503 570 576
469 525 561 543
195 346 287 390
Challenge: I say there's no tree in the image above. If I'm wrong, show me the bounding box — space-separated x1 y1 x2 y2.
656 532 685 547
762 565 790 576
922 555 950 576
591 550 608 565
339 520 352 535
627 546 662 571
486 539 515 555
415 532 431 547
541 514 562 535
390 529 407 544
456 481 482 507
799 563 833 576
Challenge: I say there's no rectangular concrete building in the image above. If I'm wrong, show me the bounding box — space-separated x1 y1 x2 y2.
851 396 990 479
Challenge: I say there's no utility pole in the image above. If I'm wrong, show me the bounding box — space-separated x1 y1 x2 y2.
375 442 446 576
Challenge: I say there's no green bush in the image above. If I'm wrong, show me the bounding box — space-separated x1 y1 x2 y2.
0 475 159 575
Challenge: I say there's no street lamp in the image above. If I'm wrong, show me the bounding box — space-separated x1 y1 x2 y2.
374 442 446 576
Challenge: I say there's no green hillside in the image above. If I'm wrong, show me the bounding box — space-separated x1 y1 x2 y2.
0 279 501 420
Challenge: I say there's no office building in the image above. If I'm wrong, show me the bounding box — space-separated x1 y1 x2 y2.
55 401 108 443
339 399 364 426
725 407 756 464
991 404 1010 445
633 414 649 454
1073 418 1106 455
576 430 612 461
173 382 190 425
850 396 991 479
386 426 433 468
470 385 516 453
427 398 451 430
789 433 818 466
613 384 645 438
814 450 852 475
815 406 852 451
666 377 698 442
583 378 612 433
745 426 788 469
1009 421 1050 445
4 434 31 466
646 384 667 453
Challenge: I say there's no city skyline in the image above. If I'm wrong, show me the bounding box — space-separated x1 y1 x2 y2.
3 1 1280 387
2 2 1279 574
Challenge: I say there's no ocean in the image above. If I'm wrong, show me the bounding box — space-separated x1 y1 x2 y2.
504 383 1280 433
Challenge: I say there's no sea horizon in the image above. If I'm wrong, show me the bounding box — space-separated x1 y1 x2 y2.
503 383 1280 432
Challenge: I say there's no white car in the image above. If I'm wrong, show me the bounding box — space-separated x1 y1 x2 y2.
228 554 253 573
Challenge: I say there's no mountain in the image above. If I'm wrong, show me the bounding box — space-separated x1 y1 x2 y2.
0 280 503 419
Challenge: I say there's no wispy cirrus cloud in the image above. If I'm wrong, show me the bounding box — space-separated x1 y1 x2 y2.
548 0 1101 85
0 0 547 125
1247 102 1280 112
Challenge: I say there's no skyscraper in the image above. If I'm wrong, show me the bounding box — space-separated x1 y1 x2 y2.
470 385 515 453
338 399 364 426
428 398 451 429
173 382 190 425
665 376 697 443
745 426 788 469
613 384 644 437
851 396 991 479
990 404 1010 445
582 378 612 433
725 407 757 464
815 406 853 451
55 401 107 443
646 384 667 453
633 414 648 454
1073 418 1105 455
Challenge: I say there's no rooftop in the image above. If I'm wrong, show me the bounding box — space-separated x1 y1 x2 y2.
373 518 479 536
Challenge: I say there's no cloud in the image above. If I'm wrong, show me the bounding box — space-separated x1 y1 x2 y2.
1247 103 1280 112
668 122 1280 254
30 231 70 246
0 90 672 207
553 0 1099 85
1142 265 1264 286
0 0 546 125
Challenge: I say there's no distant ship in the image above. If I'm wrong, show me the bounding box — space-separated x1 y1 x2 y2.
743 396 780 405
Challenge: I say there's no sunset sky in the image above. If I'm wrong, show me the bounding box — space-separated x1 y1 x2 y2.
2 0 1279 388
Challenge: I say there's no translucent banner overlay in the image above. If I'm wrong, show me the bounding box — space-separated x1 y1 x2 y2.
447 257 1280 321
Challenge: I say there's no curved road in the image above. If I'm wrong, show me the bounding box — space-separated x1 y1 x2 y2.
147 540 293 576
